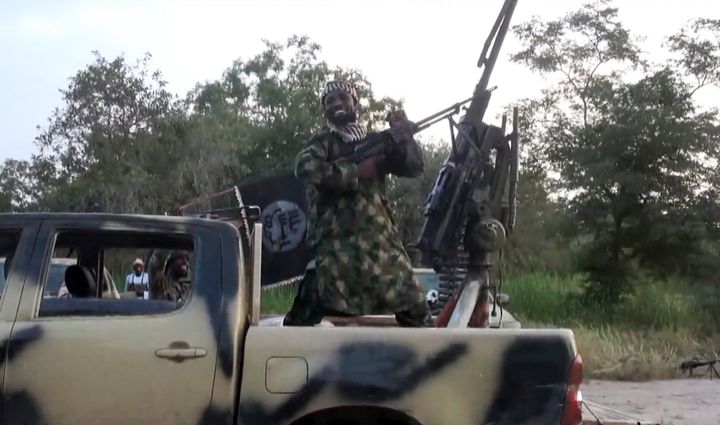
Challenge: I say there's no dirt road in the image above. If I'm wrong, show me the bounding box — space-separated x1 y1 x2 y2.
583 379 720 425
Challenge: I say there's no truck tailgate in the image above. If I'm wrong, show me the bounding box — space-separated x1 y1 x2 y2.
238 327 577 425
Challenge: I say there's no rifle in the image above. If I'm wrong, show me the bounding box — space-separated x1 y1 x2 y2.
338 96 489 164
414 0 521 328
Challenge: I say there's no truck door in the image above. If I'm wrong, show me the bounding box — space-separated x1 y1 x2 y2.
0 220 41 423
2 218 223 425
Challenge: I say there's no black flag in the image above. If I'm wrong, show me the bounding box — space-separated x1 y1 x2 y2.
236 172 311 287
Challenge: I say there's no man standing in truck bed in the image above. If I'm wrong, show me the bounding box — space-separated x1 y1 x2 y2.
284 80 430 327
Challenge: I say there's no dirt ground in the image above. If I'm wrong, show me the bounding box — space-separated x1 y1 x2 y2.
583 379 720 425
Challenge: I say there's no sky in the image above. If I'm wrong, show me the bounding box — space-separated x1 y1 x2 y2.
1 0 718 163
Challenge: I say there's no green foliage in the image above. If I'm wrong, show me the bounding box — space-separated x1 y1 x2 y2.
188 36 401 184
8 36 401 215
512 1 720 300
0 159 32 212
29 51 181 213
261 284 296 314
507 271 720 381
512 0 643 127
666 18 720 93
506 272 713 332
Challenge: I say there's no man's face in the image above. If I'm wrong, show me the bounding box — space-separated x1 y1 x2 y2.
170 256 189 278
324 90 357 125
133 264 143 275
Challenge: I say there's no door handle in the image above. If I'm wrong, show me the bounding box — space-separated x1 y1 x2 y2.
155 347 207 360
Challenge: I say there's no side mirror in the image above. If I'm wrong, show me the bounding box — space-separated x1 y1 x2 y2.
496 293 510 306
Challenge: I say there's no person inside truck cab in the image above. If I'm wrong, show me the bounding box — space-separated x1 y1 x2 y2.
284 80 431 327
150 250 192 303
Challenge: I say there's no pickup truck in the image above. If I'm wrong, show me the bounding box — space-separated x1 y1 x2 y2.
0 213 582 425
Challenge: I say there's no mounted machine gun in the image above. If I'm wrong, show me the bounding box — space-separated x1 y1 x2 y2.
416 0 521 328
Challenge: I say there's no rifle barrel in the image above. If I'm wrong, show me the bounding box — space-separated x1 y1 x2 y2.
414 96 474 132
477 0 518 91
412 87 497 133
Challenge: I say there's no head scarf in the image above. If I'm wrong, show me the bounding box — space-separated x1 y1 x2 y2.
322 80 367 142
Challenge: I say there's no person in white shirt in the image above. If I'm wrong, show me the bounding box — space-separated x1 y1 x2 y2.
125 258 149 298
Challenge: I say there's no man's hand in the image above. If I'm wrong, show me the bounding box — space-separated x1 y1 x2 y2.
357 155 383 180
386 110 417 144
386 110 409 127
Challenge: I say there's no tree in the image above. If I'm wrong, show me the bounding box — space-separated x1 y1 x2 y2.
666 19 720 96
188 36 402 185
0 159 32 212
31 51 180 213
18 36 405 216
511 1 720 300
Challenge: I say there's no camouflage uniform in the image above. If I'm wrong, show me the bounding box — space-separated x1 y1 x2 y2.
148 250 192 303
152 274 191 303
285 128 430 326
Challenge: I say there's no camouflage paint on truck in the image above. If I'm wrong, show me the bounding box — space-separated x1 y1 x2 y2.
240 327 576 425
0 213 580 425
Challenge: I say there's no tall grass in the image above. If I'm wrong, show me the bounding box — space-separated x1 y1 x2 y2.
573 326 720 381
261 284 295 314
504 272 720 380
503 272 708 331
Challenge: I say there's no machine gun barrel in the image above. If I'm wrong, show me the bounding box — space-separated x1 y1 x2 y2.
477 0 518 89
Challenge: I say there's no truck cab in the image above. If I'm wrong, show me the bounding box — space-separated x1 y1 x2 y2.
0 213 582 425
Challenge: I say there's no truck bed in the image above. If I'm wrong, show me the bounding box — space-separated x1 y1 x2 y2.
239 326 578 425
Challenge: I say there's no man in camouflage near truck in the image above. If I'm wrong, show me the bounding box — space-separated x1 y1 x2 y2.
283 80 431 327
149 250 192 303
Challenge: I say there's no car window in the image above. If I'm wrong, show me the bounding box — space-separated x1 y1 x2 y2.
45 262 71 297
0 230 21 297
37 230 195 318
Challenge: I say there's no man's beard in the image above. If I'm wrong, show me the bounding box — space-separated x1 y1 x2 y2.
325 107 357 126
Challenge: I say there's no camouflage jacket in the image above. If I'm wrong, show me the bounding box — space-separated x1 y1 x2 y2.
147 250 192 303
294 128 427 315
152 274 191 303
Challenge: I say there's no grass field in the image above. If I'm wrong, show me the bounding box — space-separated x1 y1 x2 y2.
504 273 720 381
260 272 720 381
